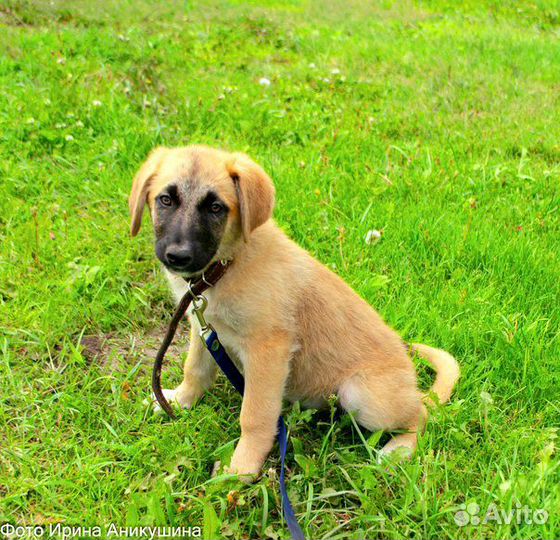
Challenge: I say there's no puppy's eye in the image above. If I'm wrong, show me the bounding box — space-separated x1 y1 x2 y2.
209 202 223 214
159 195 172 207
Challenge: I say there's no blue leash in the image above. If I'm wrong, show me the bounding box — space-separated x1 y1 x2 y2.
205 330 305 540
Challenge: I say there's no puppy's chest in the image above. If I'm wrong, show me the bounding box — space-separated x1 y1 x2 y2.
187 297 249 369
207 288 248 327
185 291 248 338
167 271 246 331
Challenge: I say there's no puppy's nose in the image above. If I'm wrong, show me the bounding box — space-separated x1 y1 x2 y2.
165 246 193 268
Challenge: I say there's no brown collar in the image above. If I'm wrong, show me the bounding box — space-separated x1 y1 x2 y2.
181 259 231 293
153 259 232 418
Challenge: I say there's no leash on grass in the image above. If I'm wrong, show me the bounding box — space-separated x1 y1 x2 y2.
152 259 231 419
152 260 305 540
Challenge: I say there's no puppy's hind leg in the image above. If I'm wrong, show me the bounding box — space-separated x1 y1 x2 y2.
377 405 427 458
338 368 425 458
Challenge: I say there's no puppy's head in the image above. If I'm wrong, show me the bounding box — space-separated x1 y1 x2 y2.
129 145 275 276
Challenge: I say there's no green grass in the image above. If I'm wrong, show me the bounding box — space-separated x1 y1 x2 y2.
1 0 559 538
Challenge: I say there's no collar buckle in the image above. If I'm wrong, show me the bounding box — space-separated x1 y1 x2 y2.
187 282 214 344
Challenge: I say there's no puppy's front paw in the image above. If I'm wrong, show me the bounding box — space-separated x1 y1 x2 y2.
144 386 193 415
224 464 259 484
225 451 263 484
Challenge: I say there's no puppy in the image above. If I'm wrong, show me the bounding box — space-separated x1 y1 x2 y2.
129 145 459 479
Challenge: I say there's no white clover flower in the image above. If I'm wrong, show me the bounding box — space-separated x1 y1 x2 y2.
259 77 271 86
331 68 340 75
65 134 74 141
308 63 317 69
75 120 84 128
92 100 102 107
365 229 382 244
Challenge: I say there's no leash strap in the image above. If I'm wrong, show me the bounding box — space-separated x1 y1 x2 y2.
152 260 231 418
205 331 305 540
277 416 304 540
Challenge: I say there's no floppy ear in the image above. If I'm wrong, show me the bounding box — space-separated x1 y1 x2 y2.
226 153 275 241
129 147 168 237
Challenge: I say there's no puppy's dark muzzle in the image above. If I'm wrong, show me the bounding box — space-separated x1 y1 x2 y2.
165 246 193 269
162 243 213 274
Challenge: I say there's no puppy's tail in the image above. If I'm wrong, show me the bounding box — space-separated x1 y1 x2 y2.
409 343 460 404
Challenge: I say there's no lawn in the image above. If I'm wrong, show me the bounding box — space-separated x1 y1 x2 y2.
1 0 559 538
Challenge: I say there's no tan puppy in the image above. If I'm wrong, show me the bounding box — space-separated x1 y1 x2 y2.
129 145 460 479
